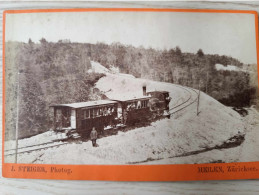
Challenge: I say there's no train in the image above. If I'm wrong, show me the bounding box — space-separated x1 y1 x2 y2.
50 86 171 138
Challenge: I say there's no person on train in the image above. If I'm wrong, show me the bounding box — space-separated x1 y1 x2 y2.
99 108 103 116
131 103 136 110
107 107 111 115
126 104 131 111
103 107 108 116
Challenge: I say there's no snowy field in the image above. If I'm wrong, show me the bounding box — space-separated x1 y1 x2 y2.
4 61 258 164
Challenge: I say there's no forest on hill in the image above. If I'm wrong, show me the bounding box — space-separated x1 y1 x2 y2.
4 39 258 139
85 42 256 106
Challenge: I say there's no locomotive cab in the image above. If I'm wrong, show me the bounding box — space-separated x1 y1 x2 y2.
147 91 171 112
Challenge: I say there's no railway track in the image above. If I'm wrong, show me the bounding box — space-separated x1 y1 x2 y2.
168 84 199 115
4 141 68 156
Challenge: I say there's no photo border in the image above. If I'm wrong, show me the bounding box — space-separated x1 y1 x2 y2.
2 8 259 181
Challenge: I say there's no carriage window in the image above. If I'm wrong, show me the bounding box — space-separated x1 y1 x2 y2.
132 102 136 109
142 100 147 108
107 107 111 115
99 108 103 116
56 109 62 116
56 109 62 122
81 110 84 118
90 109 93 118
103 107 108 116
96 108 100 117
137 101 141 109
111 107 114 112
141 101 144 108
126 102 138 111
93 108 99 118
82 109 90 119
126 104 131 111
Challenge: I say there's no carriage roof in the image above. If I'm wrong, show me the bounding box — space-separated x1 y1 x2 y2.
109 95 150 102
147 91 169 94
50 100 117 109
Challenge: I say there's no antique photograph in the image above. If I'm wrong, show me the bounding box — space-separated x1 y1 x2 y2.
3 10 259 165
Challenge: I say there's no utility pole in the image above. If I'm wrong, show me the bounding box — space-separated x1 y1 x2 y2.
197 80 201 116
206 72 209 94
15 72 20 163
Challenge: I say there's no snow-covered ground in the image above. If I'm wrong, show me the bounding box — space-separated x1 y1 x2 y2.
88 61 136 78
143 107 259 165
88 61 110 74
4 61 258 165
215 64 240 71
215 63 252 73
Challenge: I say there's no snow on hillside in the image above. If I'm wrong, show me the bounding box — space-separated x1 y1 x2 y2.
144 107 259 165
4 62 251 165
88 61 110 74
88 61 136 78
215 63 250 72
110 66 119 74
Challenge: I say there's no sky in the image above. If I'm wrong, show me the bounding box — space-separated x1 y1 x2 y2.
5 11 257 64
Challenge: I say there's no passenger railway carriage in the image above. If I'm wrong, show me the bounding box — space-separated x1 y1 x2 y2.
50 86 171 138
51 100 118 137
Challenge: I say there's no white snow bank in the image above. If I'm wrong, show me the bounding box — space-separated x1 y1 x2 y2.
88 61 110 74
215 63 247 72
144 108 259 165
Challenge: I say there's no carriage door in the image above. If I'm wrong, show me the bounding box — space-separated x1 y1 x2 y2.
71 109 76 129
56 108 62 129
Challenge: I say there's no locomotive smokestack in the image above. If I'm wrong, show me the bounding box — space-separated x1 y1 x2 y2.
143 85 147 96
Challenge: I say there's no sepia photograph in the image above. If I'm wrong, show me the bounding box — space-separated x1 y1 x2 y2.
3 10 259 166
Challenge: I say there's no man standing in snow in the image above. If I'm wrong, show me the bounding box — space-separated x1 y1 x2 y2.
90 127 98 147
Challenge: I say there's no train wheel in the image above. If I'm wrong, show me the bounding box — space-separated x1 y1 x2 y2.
158 110 163 116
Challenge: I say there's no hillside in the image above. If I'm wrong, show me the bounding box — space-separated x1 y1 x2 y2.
4 64 250 164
